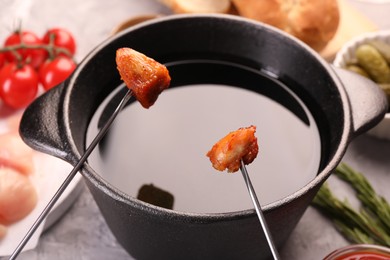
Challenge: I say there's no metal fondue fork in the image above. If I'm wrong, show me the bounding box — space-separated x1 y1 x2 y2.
9 89 133 260
240 160 280 260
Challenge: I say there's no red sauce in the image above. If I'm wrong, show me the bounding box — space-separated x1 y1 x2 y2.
334 250 390 260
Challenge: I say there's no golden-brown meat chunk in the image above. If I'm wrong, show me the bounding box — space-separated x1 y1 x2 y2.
206 125 259 173
116 48 171 108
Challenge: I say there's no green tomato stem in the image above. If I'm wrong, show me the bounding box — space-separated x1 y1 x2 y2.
0 41 73 61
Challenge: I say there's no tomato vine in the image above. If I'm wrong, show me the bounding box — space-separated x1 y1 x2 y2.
0 27 77 109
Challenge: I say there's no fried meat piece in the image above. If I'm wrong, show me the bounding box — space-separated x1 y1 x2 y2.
116 48 171 109
206 125 258 173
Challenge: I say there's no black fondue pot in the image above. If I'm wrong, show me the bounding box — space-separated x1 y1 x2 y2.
20 15 387 260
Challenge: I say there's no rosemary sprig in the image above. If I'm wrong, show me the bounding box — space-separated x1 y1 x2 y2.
312 163 390 247
333 220 376 245
335 163 390 234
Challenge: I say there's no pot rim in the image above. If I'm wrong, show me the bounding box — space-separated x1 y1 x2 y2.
65 14 352 220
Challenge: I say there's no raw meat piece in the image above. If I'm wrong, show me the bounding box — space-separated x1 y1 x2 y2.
0 167 38 224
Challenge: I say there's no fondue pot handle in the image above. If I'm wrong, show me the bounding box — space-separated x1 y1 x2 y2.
18 66 388 163
333 66 388 138
19 82 72 162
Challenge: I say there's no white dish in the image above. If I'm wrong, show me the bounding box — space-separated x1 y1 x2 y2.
333 30 390 140
0 112 84 256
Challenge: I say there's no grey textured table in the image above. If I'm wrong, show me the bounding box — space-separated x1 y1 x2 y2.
0 0 389 259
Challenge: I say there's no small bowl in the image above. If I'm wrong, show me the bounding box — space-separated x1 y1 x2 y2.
334 30 390 140
323 244 390 260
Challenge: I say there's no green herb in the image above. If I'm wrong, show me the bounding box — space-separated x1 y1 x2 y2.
335 163 390 234
312 163 390 246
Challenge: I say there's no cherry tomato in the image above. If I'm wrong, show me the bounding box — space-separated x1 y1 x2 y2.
0 63 39 109
39 56 76 90
42 28 76 57
0 53 4 68
4 31 47 69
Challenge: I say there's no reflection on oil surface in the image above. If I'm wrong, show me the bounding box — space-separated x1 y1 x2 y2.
87 82 321 214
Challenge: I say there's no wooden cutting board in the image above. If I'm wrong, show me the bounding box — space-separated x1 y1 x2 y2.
319 0 377 61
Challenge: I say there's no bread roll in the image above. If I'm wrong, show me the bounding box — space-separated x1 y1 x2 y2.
160 0 232 14
232 0 340 51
